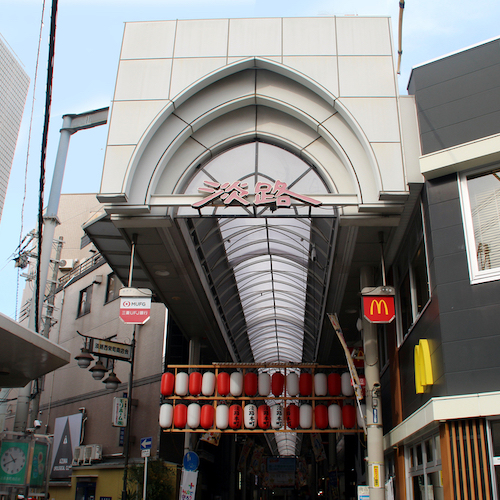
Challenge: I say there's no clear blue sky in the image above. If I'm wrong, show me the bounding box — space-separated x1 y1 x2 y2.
0 0 499 319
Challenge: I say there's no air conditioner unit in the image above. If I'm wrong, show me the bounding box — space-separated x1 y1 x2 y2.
72 446 83 466
83 444 102 465
59 259 78 271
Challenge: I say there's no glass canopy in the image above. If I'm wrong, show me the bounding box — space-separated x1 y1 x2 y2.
180 142 338 455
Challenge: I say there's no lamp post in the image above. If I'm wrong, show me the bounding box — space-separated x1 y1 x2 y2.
75 330 135 500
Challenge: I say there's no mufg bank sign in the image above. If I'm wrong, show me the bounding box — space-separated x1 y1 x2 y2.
192 180 322 209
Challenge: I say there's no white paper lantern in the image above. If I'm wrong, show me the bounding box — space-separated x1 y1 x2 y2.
202 371 216 396
159 403 173 428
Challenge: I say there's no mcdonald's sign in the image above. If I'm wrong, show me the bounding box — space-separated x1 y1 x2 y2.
414 339 434 394
362 295 395 323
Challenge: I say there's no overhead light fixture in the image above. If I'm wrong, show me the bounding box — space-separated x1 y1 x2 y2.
89 360 108 380
75 349 94 369
103 371 121 391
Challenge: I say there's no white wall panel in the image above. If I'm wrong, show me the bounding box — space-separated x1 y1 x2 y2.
228 18 282 57
340 97 400 142
100 145 135 197
338 56 396 97
107 100 170 145
174 19 229 58
114 59 172 101
170 57 227 99
336 17 392 56
282 17 336 56
121 21 176 60
371 142 405 191
283 56 339 97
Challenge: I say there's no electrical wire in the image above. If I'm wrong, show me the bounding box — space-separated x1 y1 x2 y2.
14 1 47 320
35 0 59 332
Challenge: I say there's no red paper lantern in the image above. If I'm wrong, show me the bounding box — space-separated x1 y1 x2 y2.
160 372 174 396
286 404 299 429
173 404 187 428
327 373 341 396
343 404 356 429
189 372 202 396
315 404 328 429
299 373 312 396
229 404 242 429
271 372 284 396
244 373 258 396
200 404 215 430
217 372 230 396
258 404 271 429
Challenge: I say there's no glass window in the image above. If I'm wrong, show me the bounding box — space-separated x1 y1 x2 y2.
105 273 121 304
460 166 500 283
395 201 430 343
406 435 443 500
77 285 92 317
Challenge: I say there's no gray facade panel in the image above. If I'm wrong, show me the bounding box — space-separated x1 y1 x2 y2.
440 303 500 342
431 225 466 259
432 251 470 285
427 197 462 231
409 38 500 155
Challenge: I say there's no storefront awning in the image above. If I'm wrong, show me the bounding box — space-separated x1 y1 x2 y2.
0 312 71 387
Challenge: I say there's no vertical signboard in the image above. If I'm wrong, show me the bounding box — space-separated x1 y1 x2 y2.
50 413 83 479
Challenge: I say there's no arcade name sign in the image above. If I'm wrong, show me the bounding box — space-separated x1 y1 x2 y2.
192 180 322 209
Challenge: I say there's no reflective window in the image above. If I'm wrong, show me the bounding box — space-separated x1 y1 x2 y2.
395 202 430 342
77 285 92 317
460 166 500 283
407 435 443 500
105 273 121 304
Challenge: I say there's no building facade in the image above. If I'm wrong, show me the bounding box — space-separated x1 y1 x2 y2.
0 34 29 220
5 18 500 500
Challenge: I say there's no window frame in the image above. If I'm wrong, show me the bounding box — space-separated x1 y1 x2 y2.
395 199 431 345
104 273 121 304
77 285 92 318
459 164 500 284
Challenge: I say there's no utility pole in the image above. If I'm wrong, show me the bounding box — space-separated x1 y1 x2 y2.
360 266 385 500
13 108 108 433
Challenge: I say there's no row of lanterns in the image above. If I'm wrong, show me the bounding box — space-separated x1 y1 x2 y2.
161 371 364 398
159 401 366 430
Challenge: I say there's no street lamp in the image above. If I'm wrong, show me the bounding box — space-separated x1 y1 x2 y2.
75 348 94 369
89 359 108 381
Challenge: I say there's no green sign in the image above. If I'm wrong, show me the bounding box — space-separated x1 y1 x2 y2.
0 441 29 485
29 442 48 487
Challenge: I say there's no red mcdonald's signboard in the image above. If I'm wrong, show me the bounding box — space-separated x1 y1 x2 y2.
362 295 395 323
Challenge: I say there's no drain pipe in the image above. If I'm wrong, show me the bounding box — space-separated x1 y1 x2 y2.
360 266 385 499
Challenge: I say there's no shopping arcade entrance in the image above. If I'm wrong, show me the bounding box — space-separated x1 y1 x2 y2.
83 29 423 495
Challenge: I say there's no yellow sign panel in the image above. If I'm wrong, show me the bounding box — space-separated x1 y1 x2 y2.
414 339 434 394
373 464 380 488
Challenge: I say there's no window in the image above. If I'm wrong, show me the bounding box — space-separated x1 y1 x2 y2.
406 435 443 500
77 285 92 317
395 201 431 343
105 273 121 304
489 420 500 498
460 166 500 283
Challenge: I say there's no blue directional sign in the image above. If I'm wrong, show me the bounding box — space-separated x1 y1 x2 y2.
183 451 199 471
140 437 152 450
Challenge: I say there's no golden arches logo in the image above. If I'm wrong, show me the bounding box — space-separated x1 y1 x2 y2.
369 299 389 316
414 339 434 394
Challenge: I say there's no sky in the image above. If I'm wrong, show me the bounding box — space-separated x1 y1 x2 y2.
0 0 499 320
